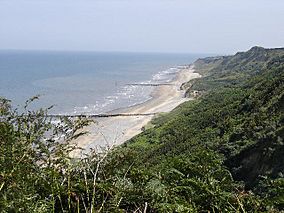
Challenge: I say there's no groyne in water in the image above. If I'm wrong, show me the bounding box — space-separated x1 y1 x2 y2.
46 113 157 118
126 83 174 86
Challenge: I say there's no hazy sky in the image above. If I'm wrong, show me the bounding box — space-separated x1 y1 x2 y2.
0 0 283 54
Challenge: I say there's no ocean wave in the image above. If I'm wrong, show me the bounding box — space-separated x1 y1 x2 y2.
152 67 179 82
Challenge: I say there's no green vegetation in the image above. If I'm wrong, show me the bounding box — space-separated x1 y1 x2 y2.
0 47 283 212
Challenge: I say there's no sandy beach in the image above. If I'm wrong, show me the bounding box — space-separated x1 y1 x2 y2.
71 65 201 158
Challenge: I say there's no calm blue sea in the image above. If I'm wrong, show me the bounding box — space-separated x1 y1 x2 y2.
0 50 205 114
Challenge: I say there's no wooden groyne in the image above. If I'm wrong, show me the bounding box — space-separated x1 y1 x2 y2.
126 83 174 86
47 113 157 118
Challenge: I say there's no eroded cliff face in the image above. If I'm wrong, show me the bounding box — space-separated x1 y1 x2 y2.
226 134 284 188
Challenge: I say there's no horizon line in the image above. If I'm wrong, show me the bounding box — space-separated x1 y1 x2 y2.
0 48 223 56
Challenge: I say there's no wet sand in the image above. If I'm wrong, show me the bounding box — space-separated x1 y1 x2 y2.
71 65 201 158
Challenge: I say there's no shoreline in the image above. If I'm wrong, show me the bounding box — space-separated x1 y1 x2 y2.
71 65 201 158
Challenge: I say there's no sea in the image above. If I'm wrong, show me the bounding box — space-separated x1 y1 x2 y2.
0 50 206 115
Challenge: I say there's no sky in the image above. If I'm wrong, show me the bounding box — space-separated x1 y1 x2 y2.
0 0 283 54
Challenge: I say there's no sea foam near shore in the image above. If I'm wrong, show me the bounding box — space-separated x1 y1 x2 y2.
72 66 183 115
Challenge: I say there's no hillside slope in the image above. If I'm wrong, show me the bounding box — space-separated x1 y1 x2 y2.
113 46 284 211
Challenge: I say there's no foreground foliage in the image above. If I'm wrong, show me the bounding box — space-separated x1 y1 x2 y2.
0 47 283 212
